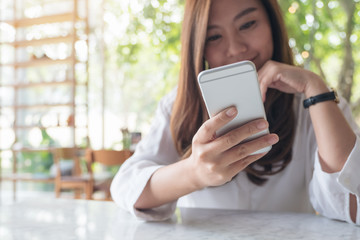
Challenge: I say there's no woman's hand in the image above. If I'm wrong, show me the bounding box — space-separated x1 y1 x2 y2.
186 107 279 190
258 60 328 101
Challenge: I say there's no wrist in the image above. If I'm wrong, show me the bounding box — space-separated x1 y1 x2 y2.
183 157 206 191
303 88 339 109
303 74 329 98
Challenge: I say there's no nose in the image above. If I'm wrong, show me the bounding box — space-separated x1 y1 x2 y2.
226 37 248 58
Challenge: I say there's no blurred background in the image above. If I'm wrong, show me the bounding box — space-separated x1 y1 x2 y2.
0 0 359 201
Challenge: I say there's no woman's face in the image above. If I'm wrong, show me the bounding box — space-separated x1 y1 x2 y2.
204 0 273 70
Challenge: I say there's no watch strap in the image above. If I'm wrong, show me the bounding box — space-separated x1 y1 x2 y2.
303 89 339 109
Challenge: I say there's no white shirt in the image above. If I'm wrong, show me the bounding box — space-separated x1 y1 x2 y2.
111 88 360 224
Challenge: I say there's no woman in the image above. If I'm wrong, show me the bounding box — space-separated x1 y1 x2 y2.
111 0 360 224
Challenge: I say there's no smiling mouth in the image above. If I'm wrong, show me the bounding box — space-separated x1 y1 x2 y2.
249 56 257 62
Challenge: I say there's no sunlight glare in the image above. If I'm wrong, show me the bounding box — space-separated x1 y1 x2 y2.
24 5 42 18
316 1 324 8
288 6 296 14
289 2 299 14
151 0 160 8
0 23 15 42
289 38 297 48
315 32 323 40
129 1 143 14
328 1 338 9
328 34 341 46
0 129 15 149
301 51 310 59
350 34 358 43
305 14 314 27
28 127 43 148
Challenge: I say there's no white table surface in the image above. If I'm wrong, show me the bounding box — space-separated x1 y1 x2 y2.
0 198 359 240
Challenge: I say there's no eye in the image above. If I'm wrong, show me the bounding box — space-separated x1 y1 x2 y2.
206 34 222 42
239 20 256 30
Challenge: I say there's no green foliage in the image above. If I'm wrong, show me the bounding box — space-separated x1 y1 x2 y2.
279 0 360 123
279 1 359 91
104 0 183 131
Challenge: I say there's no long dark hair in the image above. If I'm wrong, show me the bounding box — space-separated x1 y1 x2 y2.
170 0 295 185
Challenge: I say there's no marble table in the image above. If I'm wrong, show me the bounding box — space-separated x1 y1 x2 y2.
0 198 359 240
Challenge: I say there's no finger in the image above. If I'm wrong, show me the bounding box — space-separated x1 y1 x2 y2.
224 133 278 165
258 68 276 102
259 80 268 102
258 61 282 101
258 67 271 102
210 119 270 152
195 106 238 143
227 152 267 176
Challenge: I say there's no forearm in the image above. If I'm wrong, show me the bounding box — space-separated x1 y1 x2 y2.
306 80 357 223
306 80 356 173
134 159 199 210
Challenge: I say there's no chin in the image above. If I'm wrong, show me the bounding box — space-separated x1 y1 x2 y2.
252 61 260 70
254 60 268 71
248 57 260 70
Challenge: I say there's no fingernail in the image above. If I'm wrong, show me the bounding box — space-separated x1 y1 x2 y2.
226 108 237 117
268 135 279 144
257 120 267 130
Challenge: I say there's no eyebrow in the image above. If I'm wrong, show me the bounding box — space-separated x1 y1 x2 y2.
234 7 257 21
207 7 258 30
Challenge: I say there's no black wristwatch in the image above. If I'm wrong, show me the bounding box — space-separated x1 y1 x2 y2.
303 88 339 109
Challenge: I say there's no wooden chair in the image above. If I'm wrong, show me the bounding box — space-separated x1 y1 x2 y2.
85 149 133 200
54 147 93 199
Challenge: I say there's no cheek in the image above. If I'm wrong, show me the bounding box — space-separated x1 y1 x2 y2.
255 29 273 61
263 28 274 58
204 46 220 68
263 40 273 59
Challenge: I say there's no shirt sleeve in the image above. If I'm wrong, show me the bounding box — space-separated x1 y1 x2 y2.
309 97 360 225
110 89 180 221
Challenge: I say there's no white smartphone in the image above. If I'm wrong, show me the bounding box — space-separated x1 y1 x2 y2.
197 60 271 155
